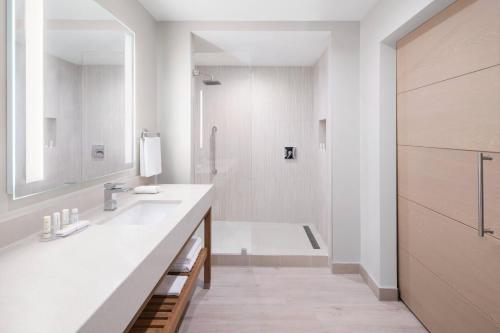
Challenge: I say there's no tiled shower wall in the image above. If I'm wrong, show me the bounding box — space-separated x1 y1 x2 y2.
82 65 131 181
194 66 327 239
14 47 83 197
13 47 128 197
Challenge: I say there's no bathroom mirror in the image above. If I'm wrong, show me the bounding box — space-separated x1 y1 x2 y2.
7 0 135 199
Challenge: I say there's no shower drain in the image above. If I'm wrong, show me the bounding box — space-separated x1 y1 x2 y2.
303 225 321 249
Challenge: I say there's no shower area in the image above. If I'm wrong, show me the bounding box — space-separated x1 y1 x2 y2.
191 31 331 265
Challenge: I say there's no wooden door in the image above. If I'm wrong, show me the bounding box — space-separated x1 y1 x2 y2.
397 0 500 332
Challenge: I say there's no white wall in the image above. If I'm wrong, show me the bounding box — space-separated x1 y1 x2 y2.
359 0 454 288
329 24 361 265
0 0 156 239
157 23 194 183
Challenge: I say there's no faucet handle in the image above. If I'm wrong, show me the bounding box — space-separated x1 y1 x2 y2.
104 182 127 190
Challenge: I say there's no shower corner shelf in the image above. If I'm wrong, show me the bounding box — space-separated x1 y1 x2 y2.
318 119 326 151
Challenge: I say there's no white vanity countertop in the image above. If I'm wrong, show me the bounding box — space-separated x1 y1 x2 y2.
0 184 214 333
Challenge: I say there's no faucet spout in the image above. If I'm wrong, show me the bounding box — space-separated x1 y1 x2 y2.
104 183 131 211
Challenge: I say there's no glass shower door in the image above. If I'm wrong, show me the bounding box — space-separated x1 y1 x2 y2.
192 66 253 224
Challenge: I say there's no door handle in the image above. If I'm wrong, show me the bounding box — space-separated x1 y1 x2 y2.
477 152 494 237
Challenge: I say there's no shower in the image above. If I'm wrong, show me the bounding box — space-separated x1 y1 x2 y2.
190 31 330 268
192 66 329 267
192 69 222 85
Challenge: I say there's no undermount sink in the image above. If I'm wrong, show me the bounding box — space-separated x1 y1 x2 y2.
103 201 181 226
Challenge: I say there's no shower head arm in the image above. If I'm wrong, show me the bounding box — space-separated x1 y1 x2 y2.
192 69 214 80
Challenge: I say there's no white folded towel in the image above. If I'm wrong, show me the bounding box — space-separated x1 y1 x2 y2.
134 185 160 194
169 237 203 273
154 275 188 296
140 136 162 177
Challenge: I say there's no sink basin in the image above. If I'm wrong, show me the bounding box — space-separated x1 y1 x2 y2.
104 201 181 226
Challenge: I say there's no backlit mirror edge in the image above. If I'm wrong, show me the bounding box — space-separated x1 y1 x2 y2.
6 0 138 200
7 0 16 196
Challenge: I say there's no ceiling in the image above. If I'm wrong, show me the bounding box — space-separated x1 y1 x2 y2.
46 30 126 65
138 0 379 21
45 0 115 20
193 31 331 66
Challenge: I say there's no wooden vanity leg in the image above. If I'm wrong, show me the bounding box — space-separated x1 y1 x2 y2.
204 208 212 289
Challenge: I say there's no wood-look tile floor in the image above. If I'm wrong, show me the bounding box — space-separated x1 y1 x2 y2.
179 266 427 333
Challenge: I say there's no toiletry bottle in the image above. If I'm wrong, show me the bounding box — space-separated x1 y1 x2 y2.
70 208 79 224
52 212 61 232
62 209 70 227
42 216 52 239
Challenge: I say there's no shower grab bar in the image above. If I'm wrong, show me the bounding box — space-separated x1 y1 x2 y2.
477 152 494 237
210 126 218 175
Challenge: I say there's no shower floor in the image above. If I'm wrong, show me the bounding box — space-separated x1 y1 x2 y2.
212 221 328 257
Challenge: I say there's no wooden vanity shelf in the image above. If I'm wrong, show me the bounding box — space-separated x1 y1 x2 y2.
127 208 212 333
130 248 207 333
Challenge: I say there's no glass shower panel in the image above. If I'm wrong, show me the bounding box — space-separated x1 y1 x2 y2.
193 66 253 221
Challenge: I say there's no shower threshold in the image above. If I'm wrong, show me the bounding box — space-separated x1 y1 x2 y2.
212 221 328 267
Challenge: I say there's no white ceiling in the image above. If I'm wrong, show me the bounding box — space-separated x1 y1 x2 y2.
46 30 126 65
193 31 331 66
16 0 115 20
138 0 379 21
45 0 115 20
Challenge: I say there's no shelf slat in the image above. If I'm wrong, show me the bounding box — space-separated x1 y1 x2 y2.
130 328 165 333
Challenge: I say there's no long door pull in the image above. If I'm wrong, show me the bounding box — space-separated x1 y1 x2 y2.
478 152 494 237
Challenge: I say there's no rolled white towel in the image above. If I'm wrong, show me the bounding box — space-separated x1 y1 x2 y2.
155 275 188 296
170 245 203 273
134 186 160 194
176 237 202 263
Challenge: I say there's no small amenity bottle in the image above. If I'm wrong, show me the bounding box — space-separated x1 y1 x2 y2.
70 208 79 224
52 212 61 232
62 209 70 227
42 216 52 239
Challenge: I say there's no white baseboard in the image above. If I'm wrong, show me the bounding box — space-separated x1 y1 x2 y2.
331 262 399 301
359 265 399 301
331 262 360 274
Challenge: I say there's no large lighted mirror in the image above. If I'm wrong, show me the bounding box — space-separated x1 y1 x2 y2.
7 0 135 199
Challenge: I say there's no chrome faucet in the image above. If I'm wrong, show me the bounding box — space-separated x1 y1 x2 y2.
104 183 131 211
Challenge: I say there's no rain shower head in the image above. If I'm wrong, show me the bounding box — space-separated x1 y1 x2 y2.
193 69 222 86
203 79 221 86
